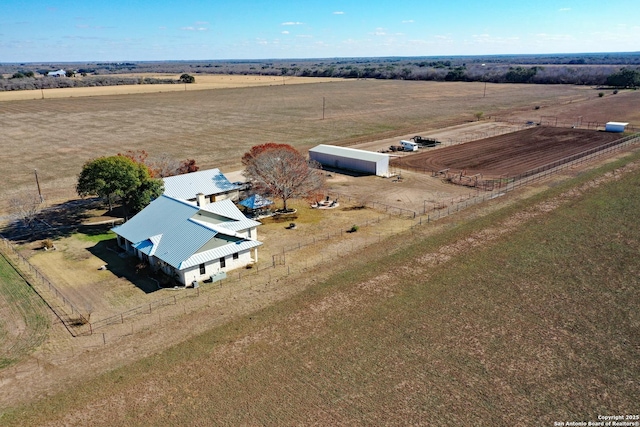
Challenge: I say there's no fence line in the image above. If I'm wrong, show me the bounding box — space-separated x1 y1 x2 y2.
409 133 640 227
0 238 90 336
3 133 638 338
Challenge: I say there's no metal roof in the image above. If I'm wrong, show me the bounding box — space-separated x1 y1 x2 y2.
196 199 262 232
162 168 240 200
309 144 389 163
112 195 261 270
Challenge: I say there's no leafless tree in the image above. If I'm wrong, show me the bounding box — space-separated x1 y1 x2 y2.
242 144 325 211
9 193 42 229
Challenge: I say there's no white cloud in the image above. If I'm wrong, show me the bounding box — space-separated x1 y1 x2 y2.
333 11 345 15
372 27 387 36
402 20 414 24
282 30 290 35
181 26 208 31
559 8 571 12
282 21 303 26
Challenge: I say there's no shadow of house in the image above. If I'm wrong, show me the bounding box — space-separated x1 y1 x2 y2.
87 239 163 294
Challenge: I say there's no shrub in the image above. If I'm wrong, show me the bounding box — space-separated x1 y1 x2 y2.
42 239 55 250
598 92 605 97
349 224 359 233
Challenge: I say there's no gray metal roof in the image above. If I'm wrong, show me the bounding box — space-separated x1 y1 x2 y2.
112 195 261 270
163 168 240 200
309 144 389 163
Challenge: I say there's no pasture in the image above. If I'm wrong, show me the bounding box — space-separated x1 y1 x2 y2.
0 79 608 212
0 79 639 424
2 145 639 426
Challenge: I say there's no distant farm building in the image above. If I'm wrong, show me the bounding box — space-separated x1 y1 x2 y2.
605 122 629 133
47 69 66 77
309 145 389 176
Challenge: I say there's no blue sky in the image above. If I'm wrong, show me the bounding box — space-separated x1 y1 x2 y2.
1 0 639 62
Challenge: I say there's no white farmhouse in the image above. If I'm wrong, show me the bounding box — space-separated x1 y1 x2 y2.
112 195 262 285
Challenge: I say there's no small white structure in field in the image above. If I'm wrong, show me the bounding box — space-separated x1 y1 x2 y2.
400 140 419 151
309 144 389 177
47 69 66 77
605 122 628 133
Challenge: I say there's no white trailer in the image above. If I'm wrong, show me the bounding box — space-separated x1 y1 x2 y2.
605 122 628 133
400 140 419 151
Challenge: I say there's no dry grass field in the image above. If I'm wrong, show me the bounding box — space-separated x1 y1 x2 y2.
0 75 343 102
0 79 639 425
0 79 608 212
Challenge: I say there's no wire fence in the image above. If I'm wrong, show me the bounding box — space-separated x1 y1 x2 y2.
2 132 638 340
408 133 640 227
0 238 90 337
397 132 640 191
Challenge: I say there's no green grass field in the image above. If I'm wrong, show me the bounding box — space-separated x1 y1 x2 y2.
2 149 638 425
0 252 50 369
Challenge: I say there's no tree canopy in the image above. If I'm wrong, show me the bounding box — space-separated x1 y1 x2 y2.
242 143 325 211
76 156 163 214
605 67 640 88
117 150 199 178
179 73 195 83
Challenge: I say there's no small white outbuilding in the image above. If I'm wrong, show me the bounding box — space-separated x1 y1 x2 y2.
400 140 419 151
605 122 629 133
309 144 390 176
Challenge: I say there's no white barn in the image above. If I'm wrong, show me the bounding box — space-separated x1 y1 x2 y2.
309 145 389 177
605 122 629 133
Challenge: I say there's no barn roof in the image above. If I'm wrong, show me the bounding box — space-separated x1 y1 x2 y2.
309 144 389 163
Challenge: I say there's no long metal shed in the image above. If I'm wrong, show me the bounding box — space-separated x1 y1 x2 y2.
309 144 389 176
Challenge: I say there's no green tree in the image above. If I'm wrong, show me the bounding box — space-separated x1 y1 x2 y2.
505 66 540 83
179 73 195 83
76 156 163 214
605 68 640 88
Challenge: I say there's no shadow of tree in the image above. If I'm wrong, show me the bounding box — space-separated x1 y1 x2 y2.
1 198 122 243
87 239 162 294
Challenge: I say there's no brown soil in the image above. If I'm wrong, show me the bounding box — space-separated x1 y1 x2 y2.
392 127 624 179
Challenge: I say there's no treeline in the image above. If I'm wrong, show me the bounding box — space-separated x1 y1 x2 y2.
1 53 639 90
0 75 185 92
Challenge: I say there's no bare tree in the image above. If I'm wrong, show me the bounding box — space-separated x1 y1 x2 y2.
242 144 325 211
9 194 42 229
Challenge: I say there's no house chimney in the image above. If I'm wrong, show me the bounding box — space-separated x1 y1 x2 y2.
196 193 206 207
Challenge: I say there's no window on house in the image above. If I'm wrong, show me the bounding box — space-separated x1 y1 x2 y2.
199 263 205 275
233 252 239 260
220 257 226 268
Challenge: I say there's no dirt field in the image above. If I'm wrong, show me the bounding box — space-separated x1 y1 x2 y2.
392 127 625 179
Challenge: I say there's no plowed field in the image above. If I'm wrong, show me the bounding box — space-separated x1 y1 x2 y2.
392 126 624 178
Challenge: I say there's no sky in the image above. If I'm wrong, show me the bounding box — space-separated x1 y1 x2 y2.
1 0 639 62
